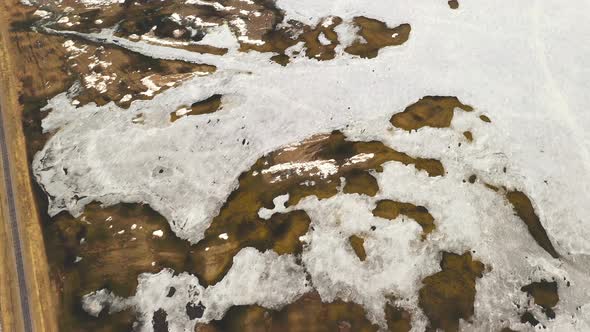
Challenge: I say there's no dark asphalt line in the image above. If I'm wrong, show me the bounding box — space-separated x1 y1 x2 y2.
0 106 33 332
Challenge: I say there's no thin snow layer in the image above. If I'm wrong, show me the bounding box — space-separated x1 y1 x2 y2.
82 248 309 332
79 0 125 6
202 248 310 320
33 0 590 330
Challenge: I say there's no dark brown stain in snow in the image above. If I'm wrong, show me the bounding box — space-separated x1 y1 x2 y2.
506 191 559 258
463 131 473 142
344 17 411 59
153 308 169 332
171 94 223 122
390 96 473 131
372 200 436 240
419 252 485 332
190 130 444 286
349 235 367 261
521 280 559 319
196 292 411 332
479 115 492 123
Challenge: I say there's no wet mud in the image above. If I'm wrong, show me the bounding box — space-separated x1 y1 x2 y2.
479 115 491 123
419 252 485 332
43 203 192 331
344 17 411 59
463 131 473 142
390 96 473 131
196 292 411 332
10 0 568 329
521 280 559 320
506 191 559 258
190 130 444 286
349 235 367 261
171 94 223 122
372 200 436 240
31 0 412 66
448 1 459 10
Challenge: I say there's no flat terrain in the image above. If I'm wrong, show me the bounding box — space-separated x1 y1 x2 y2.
0 1 58 331
2 0 590 331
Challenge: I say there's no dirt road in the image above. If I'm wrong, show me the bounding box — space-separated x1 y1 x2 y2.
0 1 58 331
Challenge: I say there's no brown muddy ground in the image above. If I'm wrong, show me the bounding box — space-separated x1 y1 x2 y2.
6 0 565 331
171 94 223 122
23 89 562 332
521 280 559 320
419 252 485 332
390 96 473 131
372 200 436 240
448 1 460 10
44 202 193 331
189 130 444 287
195 292 411 332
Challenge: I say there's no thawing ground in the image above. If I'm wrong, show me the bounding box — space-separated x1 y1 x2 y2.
27 0 590 331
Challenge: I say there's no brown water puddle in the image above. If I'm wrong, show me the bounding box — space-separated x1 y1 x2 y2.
390 96 473 131
506 191 559 259
463 131 473 142
349 235 367 261
419 252 485 332
189 130 444 286
479 115 492 123
171 94 223 122
187 210 311 287
372 200 436 240
448 0 460 10
343 170 379 196
344 17 411 59
521 280 559 320
468 178 560 259
196 292 411 332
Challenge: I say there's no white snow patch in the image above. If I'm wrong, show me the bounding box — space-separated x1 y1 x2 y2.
120 94 132 103
140 76 161 97
318 32 331 46
258 194 290 219
80 0 125 6
261 159 338 183
33 10 51 18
